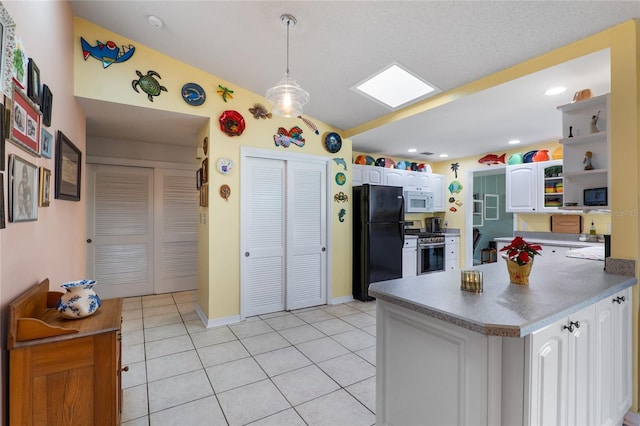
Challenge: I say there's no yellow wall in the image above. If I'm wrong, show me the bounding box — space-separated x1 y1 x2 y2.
74 18 351 322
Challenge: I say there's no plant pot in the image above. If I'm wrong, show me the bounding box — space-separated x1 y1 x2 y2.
56 279 102 319
506 258 534 285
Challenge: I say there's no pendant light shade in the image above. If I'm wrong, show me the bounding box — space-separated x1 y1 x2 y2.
265 14 310 117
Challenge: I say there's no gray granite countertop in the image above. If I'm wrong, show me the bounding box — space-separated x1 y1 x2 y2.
369 255 635 337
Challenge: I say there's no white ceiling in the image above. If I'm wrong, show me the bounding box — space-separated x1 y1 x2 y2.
70 1 638 160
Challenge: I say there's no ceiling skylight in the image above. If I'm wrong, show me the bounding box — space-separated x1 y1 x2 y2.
353 63 439 110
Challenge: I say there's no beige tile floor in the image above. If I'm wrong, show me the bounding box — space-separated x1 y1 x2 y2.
120 291 377 426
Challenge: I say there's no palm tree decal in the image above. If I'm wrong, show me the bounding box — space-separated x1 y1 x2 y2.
450 162 460 178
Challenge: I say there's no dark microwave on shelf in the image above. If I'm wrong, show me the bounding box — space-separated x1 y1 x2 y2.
584 187 607 206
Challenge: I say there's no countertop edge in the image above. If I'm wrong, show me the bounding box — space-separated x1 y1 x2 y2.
369 276 637 337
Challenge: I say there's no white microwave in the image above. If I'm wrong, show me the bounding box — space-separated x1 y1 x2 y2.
404 190 434 213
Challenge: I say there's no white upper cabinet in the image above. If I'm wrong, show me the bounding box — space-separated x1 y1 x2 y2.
431 174 445 212
506 163 538 212
383 169 404 187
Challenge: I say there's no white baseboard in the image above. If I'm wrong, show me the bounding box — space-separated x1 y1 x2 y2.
624 410 640 426
194 303 241 328
330 295 354 305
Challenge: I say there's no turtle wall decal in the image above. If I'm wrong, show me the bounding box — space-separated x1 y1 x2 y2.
132 70 167 102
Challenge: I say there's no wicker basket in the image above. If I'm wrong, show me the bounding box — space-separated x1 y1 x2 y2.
506 258 534 285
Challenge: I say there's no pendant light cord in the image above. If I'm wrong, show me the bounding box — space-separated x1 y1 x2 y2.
285 18 290 75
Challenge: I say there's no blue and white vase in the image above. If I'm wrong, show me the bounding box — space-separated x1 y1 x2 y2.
56 279 102 319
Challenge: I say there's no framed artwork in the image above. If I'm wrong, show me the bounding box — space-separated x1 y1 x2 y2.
40 128 53 158
199 184 208 207
27 58 41 105
38 167 51 207
0 173 5 228
201 157 208 184
8 154 38 222
55 130 81 201
0 4 16 95
0 102 3 171
196 168 202 189
41 84 52 127
10 84 41 156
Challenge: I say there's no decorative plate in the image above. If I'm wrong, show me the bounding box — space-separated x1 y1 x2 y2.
397 161 407 170
181 83 206 106
219 110 245 137
384 158 396 168
355 155 367 165
365 155 375 165
335 172 346 186
217 157 233 175
324 132 342 153
219 184 231 200
523 150 537 163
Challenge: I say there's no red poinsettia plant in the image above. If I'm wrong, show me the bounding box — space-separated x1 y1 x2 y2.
500 236 542 265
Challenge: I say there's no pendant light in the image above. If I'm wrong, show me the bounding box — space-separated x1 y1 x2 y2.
265 14 310 117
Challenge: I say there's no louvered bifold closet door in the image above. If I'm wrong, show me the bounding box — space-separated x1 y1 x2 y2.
244 157 286 316
154 169 198 294
286 160 327 310
86 164 154 299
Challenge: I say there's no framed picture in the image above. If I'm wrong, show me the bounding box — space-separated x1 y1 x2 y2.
10 84 41 156
27 58 41 105
199 184 208 207
0 4 16 95
201 158 208 184
40 128 53 158
0 102 4 171
39 167 51 207
41 84 52 127
0 173 5 229
55 130 81 201
196 167 202 189
8 154 38 222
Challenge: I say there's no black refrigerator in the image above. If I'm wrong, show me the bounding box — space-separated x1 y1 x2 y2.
353 184 404 301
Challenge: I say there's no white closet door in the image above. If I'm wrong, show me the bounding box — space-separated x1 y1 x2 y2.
243 157 286 317
154 169 198 294
86 164 154 299
286 161 327 310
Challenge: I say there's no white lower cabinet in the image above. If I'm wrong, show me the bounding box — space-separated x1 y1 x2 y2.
526 304 595 426
525 287 631 426
445 236 459 271
402 238 417 278
595 287 632 426
378 287 633 426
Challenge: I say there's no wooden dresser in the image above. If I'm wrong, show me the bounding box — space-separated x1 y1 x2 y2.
8 279 124 425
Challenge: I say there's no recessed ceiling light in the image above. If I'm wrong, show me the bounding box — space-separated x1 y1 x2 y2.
544 86 566 96
508 139 521 145
439 154 448 158
408 148 417 153
147 15 164 29
353 63 439 110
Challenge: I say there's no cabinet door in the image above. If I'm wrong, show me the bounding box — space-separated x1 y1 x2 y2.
506 164 538 212
384 169 404 187
402 247 417 277
566 305 596 426
416 173 431 191
613 287 632 422
539 160 563 212
365 166 384 185
595 295 615 426
352 165 363 186
527 317 568 426
403 171 418 188
431 174 446 212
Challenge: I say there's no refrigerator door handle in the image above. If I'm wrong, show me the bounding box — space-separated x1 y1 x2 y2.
400 196 405 246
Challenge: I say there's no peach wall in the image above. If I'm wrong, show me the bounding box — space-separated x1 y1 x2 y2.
0 1 86 421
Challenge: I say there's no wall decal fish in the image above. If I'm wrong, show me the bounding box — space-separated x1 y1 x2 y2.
339 208 347 222
297 115 319 135
249 103 272 119
80 37 135 68
333 157 348 171
274 126 305 148
478 153 506 165
448 180 463 195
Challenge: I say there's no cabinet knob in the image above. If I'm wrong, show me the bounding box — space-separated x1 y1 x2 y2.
86 239 92 243
563 321 580 332
122 365 129 372
613 296 626 304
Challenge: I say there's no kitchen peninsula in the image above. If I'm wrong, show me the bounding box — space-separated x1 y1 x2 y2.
369 255 636 426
